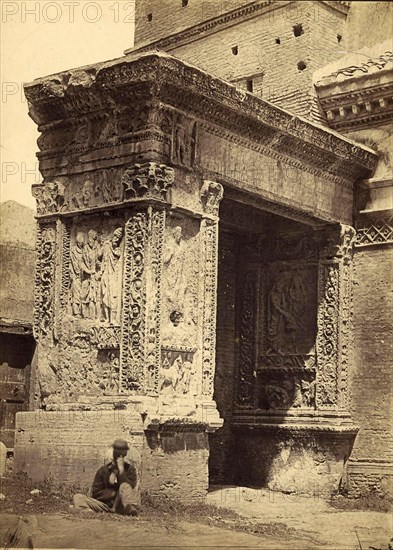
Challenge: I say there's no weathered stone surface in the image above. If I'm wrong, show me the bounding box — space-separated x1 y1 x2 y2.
348 246 393 497
234 427 357 496
0 442 6 476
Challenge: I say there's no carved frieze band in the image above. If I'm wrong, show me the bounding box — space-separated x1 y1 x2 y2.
34 223 56 340
316 224 355 410
32 162 175 218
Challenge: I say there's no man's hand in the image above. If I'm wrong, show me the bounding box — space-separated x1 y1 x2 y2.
116 456 125 473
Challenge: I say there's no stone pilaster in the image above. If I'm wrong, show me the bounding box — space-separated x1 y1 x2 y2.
120 162 174 394
316 224 356 412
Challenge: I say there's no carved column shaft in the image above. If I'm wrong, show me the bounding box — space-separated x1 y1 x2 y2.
316 224 356 411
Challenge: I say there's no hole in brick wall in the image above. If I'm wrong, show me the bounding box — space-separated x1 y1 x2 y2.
275 37 281 44
147 13 153 22
293 24 304 37
231 46 238 55
297 61 307 71
337 34 342 43
246 79 253 92
182 0 188 6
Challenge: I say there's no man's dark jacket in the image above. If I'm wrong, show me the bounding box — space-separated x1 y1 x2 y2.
91 461 137 506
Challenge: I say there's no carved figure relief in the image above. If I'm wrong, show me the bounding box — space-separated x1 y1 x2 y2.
163 226 187 309
159 350 196 397
267 271 305 354
68 226 124 324
200 181 224 215
81 229 100 319
162 218 199 348
172 114 196 168
33 169 124 216
100 227 124 325
266 269 317 355
69 231 85 317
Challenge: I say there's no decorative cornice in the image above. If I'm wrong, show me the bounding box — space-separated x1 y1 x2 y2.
315 51 393 131
25 52 378 183
128 1 349 55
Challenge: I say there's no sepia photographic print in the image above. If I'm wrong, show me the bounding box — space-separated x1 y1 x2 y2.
1 1 392 548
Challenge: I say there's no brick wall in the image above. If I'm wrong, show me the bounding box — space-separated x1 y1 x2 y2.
348 246 393 496
135 0 253 45
135 1 346 119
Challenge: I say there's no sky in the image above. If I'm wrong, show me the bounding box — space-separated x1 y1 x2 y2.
1 0 136 209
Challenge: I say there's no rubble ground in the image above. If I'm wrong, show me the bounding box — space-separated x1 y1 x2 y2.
0 472 392 549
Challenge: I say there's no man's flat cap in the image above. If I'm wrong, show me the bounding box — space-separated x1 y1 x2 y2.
112 439 130 450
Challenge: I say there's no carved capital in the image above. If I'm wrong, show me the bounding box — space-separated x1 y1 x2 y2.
122 162 174 202
320 224 356 261
200 181 224 215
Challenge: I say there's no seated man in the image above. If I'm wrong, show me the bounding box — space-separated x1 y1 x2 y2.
72 439 139 516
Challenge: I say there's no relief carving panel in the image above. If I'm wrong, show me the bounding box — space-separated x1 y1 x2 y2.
161 217 200 349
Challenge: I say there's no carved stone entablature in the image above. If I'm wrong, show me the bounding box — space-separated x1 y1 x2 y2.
355 213 393 247
122 162 175 202
25 53 377 185
315 51 393 131
200 181 224 216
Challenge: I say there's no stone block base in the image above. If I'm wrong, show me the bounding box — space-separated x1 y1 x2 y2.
143 427 209 504
234 425 357 496
14 411 210 504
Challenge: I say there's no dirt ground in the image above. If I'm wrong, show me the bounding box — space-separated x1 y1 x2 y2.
0 472 392 549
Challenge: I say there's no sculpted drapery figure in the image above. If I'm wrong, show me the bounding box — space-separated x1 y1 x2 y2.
70 231 85 317
100 227 124 325
81 229 100 319
267 272 306 354
163 226 187 311
69 227 123 323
